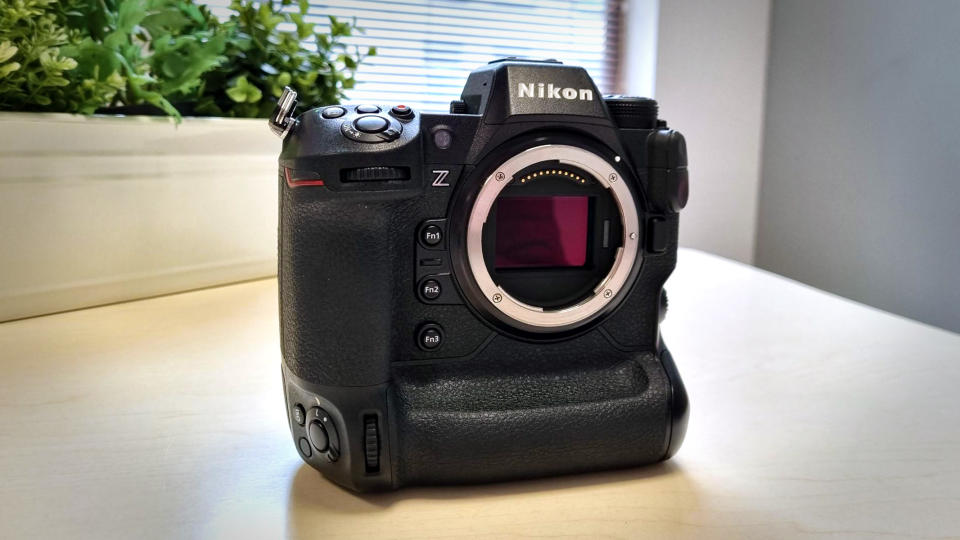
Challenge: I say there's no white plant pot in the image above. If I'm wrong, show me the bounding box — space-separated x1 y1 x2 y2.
0 112 279 322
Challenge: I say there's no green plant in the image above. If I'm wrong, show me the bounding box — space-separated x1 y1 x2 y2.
62 0 230 117
0 0 122 113
194 0 375 118
0 0 371 119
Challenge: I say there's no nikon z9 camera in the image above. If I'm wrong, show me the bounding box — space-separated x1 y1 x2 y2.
271 59 689 492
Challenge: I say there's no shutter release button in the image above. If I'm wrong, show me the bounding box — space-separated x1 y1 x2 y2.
355 115 389 133
308 421 329 452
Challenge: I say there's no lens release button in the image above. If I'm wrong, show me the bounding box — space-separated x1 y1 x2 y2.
355 115 389 133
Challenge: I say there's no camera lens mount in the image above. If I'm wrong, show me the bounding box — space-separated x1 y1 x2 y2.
465 144 641 331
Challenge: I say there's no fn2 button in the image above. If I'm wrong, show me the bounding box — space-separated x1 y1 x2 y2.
420 279 441 300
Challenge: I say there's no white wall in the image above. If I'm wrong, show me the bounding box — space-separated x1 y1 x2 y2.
0 114 278 322
755 0 960 333
620 0 659 99
646 0 772 263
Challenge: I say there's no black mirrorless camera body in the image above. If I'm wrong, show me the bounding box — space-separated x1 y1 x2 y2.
271 59 689 492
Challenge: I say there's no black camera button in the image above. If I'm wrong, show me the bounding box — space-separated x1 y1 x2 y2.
321 106 345 119
390 104 414 119
308 420 329 452
292 403 305 426
647 217 668 253
355 115 389 133
420 279 442 300
321 413 340 460
355 104 380 114
297 437 312 458
418 323 443 350
432 128 453 149
421 224 442 246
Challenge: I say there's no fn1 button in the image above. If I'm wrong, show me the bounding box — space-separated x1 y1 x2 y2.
421 279 441 300
417 324 443 350
421 224 442 246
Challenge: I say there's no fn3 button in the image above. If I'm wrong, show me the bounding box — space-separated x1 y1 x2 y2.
417 323 443 350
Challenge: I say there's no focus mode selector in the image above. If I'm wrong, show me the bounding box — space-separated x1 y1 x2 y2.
341 114 402 143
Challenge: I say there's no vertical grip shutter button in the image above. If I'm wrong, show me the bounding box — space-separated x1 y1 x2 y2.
308 421 328 452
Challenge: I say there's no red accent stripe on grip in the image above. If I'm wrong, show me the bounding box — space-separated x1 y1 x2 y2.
284 167 325 187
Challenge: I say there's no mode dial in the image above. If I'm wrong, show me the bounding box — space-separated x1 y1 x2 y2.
603 95 658 129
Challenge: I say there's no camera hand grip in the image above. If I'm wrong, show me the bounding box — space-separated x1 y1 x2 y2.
387 336 685 485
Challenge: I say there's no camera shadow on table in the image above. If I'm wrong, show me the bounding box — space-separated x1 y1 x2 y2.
286 460 701 537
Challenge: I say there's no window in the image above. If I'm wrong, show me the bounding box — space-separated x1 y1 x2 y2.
209 0 622 112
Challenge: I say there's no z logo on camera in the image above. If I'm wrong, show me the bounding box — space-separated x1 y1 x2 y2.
432 170 450 187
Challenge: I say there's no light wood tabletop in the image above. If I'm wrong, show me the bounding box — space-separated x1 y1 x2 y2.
1 249 958 539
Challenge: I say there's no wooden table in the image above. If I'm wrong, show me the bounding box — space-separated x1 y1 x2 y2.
2 249 958 539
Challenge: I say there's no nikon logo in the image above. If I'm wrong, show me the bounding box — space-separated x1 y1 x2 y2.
518 82 594 101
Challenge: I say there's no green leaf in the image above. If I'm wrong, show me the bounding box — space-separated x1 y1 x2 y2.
45 76 71 87
0 0 368 117
0 62 21 78
116 0 148 35
225 75 262 103
0 41 18 64
226 84 248 103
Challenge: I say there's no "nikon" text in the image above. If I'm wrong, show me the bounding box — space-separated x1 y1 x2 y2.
517 82 593 101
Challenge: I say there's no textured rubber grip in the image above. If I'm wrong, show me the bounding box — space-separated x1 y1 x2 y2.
388 333 673 485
